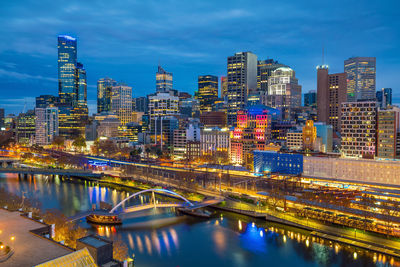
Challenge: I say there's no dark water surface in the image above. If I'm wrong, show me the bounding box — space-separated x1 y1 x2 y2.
0 173 397 267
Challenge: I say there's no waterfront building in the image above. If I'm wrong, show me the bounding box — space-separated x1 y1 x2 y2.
16 110 36 144
57 104 88 139
36 95 57 108
97 77 117 113
304 90 316 108
303 156 400 187
196 75 218 113
266 67 302 120
314 122 333 153
316 66 347 132
156 65 173 93
221 76 228 99
35 107 58 145
302 120 317 151
200 111 226 127
201 127 230 156
286 129 303 151
377 108 400 159
227 52 257 126
341 101 377 158
257 59 287 94
111 84 133 125
376 88 393 109
230 105 271 167
253 151 303 175
58 35 77 106
344 57 376 101
133 96 148 113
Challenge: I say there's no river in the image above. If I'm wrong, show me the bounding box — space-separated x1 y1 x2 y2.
0 173 397 267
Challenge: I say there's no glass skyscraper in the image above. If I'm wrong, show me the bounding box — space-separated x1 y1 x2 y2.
97 77 117 113
156 65 173 93
344 57 376 102
76 62 87 107
58 35 77 105
196 75 218 113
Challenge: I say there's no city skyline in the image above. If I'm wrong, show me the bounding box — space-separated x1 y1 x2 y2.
0 0 399 115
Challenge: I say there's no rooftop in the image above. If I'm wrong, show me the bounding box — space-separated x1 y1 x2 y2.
78 235 110 248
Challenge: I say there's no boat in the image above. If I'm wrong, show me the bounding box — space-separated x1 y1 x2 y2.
86 213 122 225
177 208 212 219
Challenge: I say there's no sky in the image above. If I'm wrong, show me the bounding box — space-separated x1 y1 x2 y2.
0 0 399 115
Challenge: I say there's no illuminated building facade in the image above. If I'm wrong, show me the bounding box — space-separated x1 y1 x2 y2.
227 52 257 127
221 76 228 99
58 35 77 105
286 130 303 150
200 111 226 127
266 67 302 120
16 110 36 144
156 65 173 93
201 127 230 155
97 77 117 113
344 57 376 101
97 117 120 138
302 120 317 150
341 101 377 158
196 75 218 113
257 59 286 94
111 84 133 125
230 105 271 166
253 151 303 175
148 92 179 138
317 66 347 132
314 122 333 153
75 62 87 107
35 107 58 145
377 108 400 159
36 95 57 108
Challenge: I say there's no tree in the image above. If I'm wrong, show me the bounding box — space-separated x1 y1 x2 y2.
52 136 65 150
72 136 86 152
113 238 128 262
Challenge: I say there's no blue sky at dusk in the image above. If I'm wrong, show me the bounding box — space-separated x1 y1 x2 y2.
0 0 399 115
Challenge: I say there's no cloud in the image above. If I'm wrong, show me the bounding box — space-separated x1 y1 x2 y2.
0 68 57 82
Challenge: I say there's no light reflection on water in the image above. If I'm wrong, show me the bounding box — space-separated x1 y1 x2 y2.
0 173 398 267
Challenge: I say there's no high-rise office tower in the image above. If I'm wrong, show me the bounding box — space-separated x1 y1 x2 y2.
58 35 77 105
133 96 148 113
376 88 393 109
35 107 59 145
156 65 173 93
76 62 87 107
196 75 218 113
227 52 257 127
377 108 400 159
257 59 286 94
304 90 317 108
220 76 228 99
341 101 377 158
344 57 376 101
317 66 347 132
111 84 133 125
36 95 57 108
97 77 117 113
16 110 36 144
266 67 302 120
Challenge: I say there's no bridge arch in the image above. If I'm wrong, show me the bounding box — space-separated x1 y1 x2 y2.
110 188 194 213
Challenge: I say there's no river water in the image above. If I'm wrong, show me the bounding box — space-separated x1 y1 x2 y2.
0 173 397 267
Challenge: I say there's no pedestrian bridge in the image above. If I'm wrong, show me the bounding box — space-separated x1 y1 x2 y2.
69 188 223 221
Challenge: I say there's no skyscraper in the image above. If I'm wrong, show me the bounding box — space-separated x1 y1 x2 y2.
257 59 287 94
377 108 400 159
97 77 117 113
36 95 57 108
35 107 59 145
196 75 218 113
76 62 87 107
227 52 257 127
266 67 302 120
111 84 133 125
344 57 376 101
376 88 393 109
317 66 347 132
58 35 77 105
156 65 173 93
304 90 316 108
